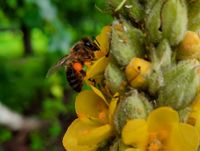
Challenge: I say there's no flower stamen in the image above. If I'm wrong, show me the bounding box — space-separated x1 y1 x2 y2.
147 130 168 151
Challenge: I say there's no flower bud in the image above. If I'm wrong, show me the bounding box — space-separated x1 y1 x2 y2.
104 62 126 94
147 70 164 96
158 61 200 110
151 39 172 70
124 0 145 22
114 90 153 133
146 0 164 43
146 0 188 45
108 0 145 22
179 107 191 123
177 31 200 60
125 57 151 88
147 40 172 95
146 0 158 13
188 0 200 32
161 0 187 45
111 21 145 66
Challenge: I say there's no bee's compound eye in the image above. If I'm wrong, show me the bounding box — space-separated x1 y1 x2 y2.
85 41 92 47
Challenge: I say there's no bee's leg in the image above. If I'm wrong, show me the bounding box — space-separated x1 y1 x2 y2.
88 78 96 86
105 48 110 57
105 34 112 57
80 70 86 77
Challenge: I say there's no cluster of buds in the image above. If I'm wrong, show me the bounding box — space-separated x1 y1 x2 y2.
63 0 200 151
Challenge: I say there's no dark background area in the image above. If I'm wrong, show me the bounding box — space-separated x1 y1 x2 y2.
0 0 112 150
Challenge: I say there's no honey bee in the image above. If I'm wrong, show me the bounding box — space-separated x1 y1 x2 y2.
47 37 100 92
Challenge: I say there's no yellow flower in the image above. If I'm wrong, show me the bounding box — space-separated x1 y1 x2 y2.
125 57 151 88
85 55 112 102
63 90 119 151
83 26 112 100
122 107 199 151
187 94 200 140
177 31 200 60
95 26 111 59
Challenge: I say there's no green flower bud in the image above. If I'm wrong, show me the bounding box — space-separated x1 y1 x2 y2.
151 39 172 70
108 0 145 22
146 0 164 43
114 90 153 133
125 0 145 22
111 20 145 66
179 107 192 122
104 62 126 93
188 0 200 32
146 0 188 45
146 0 158 12
147 40 172 95
162 0 188 45
157 61 200 110
147 69 164 96
108 0 126 15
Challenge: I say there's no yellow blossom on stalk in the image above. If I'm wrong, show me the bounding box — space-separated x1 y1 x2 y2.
125 57 151 88
177 31 200 60
95 26 111 59
84 26 112 101
122 107 199 151
187 94 200 139
85 56 110 103
63 90 119 151
84 26 111 68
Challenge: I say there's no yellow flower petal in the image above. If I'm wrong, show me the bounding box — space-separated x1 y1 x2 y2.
192 94 200 110
125 58 151 88
130 76 146 88
78 124 112 145
187 94 200 138
90 85 108 105
109 93 120 125
167 123 199 151
177 31 200 60
95 26 111 58
86 56 109 79
188 111 200 140
75 90 108 123
85 56 110 105
122 119 148 148
63 119 98 151
147 107 179 132
125 148 140 151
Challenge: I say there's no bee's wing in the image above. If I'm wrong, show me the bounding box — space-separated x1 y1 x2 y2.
46 55 69 78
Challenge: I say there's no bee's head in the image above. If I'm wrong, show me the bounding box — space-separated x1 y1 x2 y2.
82 37 100 51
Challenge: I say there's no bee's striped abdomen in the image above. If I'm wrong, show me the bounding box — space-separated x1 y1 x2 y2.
66 67 83 92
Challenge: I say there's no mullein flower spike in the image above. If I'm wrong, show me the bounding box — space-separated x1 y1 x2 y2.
62 0 200 150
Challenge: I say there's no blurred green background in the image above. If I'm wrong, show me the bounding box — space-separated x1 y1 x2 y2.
0 0 112 151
